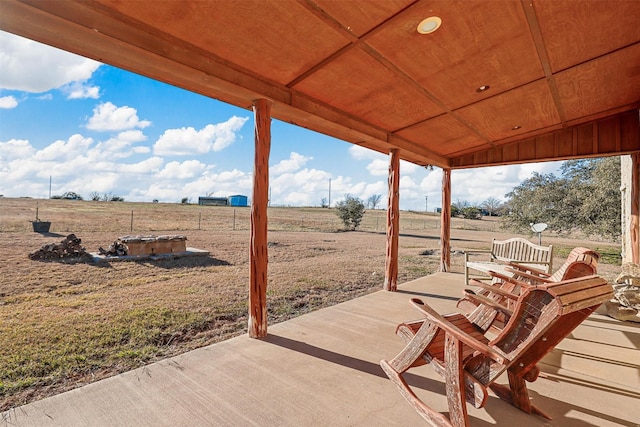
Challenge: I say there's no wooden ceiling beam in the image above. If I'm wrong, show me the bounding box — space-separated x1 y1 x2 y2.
521 0 567 126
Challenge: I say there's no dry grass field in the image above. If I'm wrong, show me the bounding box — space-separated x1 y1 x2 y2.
0 198 622 411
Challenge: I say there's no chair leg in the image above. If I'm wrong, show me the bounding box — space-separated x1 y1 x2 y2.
444 334 469 427
381 322 472 427
381 321 462 426
489 371 551 420
381 359 454 427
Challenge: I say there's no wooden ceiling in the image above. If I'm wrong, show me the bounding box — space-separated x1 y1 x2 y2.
2 0 639 169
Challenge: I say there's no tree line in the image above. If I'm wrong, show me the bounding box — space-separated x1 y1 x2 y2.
334 157 622 241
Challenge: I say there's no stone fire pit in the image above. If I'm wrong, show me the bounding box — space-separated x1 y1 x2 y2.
119 235 187 256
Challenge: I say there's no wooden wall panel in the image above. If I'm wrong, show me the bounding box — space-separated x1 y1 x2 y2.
597 116 619 153
451 111 639 169
621 114 640 151
555 130 573 158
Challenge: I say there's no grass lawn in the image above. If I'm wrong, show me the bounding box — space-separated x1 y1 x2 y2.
0 198 622 410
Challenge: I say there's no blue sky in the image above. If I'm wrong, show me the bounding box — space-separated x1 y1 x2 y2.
0 31 563 210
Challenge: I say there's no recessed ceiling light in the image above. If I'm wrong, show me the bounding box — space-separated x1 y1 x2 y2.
417 17 442 34
512 125 522 130
476 85 490 93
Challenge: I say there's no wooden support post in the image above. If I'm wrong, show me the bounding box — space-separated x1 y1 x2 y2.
440 168 451 272
385 149 400 291
631 152 639 263
249 98 271 338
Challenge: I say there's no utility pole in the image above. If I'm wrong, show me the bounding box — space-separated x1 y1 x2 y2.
328 178 331 208
425 195 428 212
49 175 52 199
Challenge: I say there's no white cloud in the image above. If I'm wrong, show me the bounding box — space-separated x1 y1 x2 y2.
270 168 333 206
270 152 312 176
0 96 18 109
366 158 388 176
448 162 564 206
153 116 249 156
157 160 208 179
400 160 420 174
0 139 35 162
92 130 148 159
0 31 101 93
348 145 385 161
35 134 94 162
63 81 100 99
86 102 151 131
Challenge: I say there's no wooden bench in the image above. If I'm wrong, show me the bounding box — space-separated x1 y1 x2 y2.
381 275 613 426
464 237 553 285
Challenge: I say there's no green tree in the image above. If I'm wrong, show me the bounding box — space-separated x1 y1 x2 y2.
461 206 482 220
335 194 365 230
502 158 621 239
577 157 621 239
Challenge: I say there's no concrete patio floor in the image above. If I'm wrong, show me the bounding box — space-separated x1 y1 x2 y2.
2 272 639 426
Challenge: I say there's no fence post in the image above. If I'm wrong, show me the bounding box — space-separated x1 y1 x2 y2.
130 210 133 232
233 208 236 230
198 212 201 230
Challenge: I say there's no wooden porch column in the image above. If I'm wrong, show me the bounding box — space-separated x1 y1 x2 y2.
249 98 271 338
440 168 451 272
385 149 400 291
631 152 639 263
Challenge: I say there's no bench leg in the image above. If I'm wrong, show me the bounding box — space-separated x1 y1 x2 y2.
464 252 469 285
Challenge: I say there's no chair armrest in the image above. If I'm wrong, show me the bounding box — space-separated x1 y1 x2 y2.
410 298 509 364
470 280 519 300
463 290 514 318
504 267 552 283
484 270 532 290
505 261 550 276
510 260 551 266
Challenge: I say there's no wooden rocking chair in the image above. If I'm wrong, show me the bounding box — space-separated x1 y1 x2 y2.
457 247 600 332
380 275 613 427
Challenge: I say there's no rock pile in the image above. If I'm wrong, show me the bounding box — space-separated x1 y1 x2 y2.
29 234 91 260
604 262 640 322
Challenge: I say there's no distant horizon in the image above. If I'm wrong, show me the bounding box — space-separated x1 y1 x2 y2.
0 31 564 210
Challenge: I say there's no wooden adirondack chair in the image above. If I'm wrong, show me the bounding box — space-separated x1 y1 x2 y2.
457 247 600 332
381 275 613 427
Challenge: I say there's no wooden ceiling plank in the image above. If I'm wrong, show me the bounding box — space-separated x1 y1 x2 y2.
282 91 449 168
296 0 359 42
360 44 492 146
288 0 418 88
